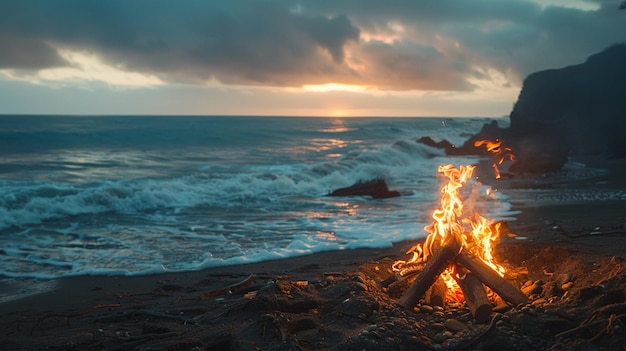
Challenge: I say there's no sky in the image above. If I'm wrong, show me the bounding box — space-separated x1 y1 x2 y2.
1 0 625 117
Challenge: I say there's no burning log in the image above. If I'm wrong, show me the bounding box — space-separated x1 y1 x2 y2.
397 238 461 309
455 267 492 323
426 277 447 307
457 250 528 306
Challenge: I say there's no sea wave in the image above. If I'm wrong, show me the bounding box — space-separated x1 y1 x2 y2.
0 116 513 279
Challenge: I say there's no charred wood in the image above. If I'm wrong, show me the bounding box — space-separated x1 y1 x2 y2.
457 250 528 306
397 238 461 309
455 267 492 324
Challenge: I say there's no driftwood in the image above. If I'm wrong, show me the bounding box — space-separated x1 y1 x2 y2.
457 250 528 306
200 274 257 300
397 238 461 309
455 268 492 323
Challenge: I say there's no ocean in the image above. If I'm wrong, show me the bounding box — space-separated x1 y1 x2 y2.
0 115 517 282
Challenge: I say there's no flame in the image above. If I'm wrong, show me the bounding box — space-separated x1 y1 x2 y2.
473 139 515 179
393 163 506 302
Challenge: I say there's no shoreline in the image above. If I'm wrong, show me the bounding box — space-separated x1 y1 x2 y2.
2 157 625 309
0 239 417 315
2 159 626 350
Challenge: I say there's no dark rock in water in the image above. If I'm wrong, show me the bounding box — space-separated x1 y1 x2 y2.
417 136 459 155
418 120 509 157
421 44 626 174
328 178 400 199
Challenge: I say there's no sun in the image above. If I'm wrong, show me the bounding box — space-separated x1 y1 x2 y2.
329 109 351 117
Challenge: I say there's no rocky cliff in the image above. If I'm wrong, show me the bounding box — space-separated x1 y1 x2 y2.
507 43 626 173
423 43 626 174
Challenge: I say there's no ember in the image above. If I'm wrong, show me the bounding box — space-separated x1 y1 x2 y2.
474 139 515 179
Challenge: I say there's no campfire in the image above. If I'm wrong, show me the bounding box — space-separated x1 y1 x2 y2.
392 141 526 323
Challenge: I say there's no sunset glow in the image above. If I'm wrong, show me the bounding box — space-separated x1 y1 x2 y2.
303 83 368 93
0 1 623 116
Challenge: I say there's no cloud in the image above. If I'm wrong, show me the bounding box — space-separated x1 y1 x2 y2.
0 0 624 92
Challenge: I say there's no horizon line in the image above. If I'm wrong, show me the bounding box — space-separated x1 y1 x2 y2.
0 113 509 119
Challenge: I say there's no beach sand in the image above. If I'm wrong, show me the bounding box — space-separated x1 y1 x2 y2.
1 160 626 350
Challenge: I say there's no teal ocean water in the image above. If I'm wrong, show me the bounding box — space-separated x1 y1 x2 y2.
0 115 514 279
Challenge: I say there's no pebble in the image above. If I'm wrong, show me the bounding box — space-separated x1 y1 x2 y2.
433 331 452 343
355 282 368 291
522 282 542 295
556 272 572 286
420 305 434 313
494 303 512 313
431 322 445 332
444 318 468 332
532 298 547 305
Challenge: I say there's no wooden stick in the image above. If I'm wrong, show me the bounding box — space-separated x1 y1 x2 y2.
397 238 461 309
455 267 492 323
426 277 447 307
387 274 415 296
200 274 256 300
457 250 528 306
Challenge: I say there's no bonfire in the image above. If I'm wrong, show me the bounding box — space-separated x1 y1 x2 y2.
392 140 525 323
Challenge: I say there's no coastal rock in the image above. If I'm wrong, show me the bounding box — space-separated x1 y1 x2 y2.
417 120 507 157
328 178 400 199
509 44 626 165
420 44 626 174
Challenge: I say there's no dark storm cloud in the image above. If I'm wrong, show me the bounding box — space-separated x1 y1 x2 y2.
0 0 624 90
306 0 626 82
183 6 360 85
0 36 65 69
0 0 360 86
